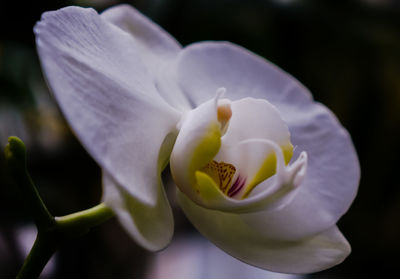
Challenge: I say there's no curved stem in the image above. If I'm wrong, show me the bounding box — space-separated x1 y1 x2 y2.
5 137 55 230
5 137 115 278
55 203 114 236
16 233 58 279
16 203 115 279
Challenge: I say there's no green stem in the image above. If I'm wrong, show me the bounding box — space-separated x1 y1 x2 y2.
16 233 58 279
55 203 114 236
5 137 115 278
5 137 55 230
16 203 115 279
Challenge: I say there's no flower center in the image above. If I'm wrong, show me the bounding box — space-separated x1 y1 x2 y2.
201 160 246 198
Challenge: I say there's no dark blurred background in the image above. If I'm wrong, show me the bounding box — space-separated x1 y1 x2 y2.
1 0 399 278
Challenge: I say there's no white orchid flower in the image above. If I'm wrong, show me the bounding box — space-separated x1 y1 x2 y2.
34 4 360 274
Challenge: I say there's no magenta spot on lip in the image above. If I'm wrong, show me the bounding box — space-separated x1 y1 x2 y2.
228 175 246 197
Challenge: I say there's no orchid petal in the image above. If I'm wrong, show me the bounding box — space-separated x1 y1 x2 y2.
175 41 360 239
34 6 181 207
101 4 180 57
101 5 190 110
220 98 292 149
178 190 350 274
102 171 173 251
175 42 311 106
147 236 307 279
170 95 222 205
102 129 176 251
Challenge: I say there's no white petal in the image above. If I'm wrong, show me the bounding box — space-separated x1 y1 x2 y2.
35 6 181 206
170 96 221 204
101 5 191 110
146 236 306 279
261 103 359 240
178 190 351 274
101 4 180 57
220 98 291 148
103 171 173 251
215 97 293 198
175 41 312 106
175 41 360 238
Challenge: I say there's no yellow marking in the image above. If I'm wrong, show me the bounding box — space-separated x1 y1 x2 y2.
188 122 222 192
201 161 220 188
282 143 294 165
242 142 293 198
202 160 236 194
195 171 222 201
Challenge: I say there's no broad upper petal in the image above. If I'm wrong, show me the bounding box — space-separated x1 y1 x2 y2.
175 41 312 106
35 6 181 206
101 5 191 110
101 4 180 57
175 41 360 239
178 190 351 274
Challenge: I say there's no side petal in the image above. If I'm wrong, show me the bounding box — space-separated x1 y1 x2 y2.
35 6 181 206
101 4 191 110
103 171 174 251
261 103 359 240
102 130 176 250
178 190 351 274
170 96 222 204
175 41 360 239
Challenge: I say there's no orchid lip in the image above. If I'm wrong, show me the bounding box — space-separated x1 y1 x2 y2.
195 137 307 213
183 93 307 206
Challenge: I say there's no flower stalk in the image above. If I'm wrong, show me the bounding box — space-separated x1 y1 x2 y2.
16 231 58 279
55 203 114 236
5 137 55 231
5 137 115 279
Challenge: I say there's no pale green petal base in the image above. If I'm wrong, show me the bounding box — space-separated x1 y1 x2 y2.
103 172 174 251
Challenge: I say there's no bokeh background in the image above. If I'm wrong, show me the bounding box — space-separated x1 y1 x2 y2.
1 0 399 278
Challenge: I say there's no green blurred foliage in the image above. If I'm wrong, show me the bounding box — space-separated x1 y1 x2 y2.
1 0 400 278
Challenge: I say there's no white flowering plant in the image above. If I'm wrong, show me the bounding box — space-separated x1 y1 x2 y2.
5 4 360 278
